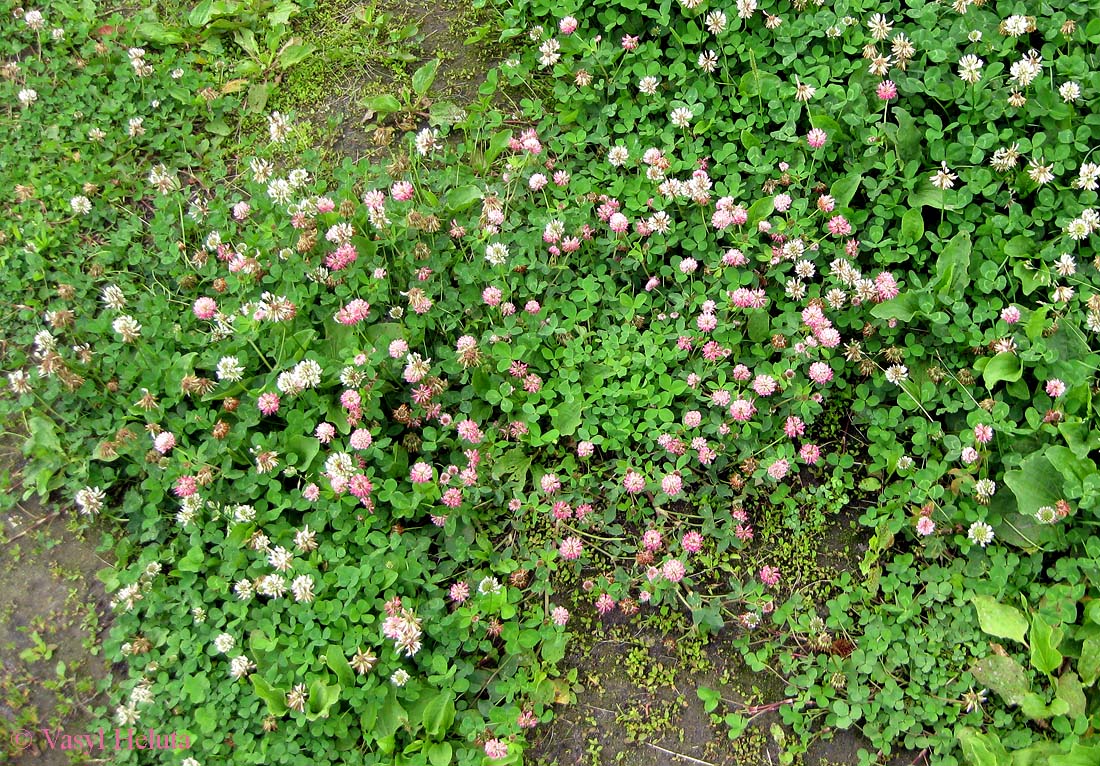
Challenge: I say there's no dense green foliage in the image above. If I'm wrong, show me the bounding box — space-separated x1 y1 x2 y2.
2 0 1100 763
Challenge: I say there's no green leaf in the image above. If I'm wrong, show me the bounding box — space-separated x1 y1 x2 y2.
135 22 184 44
552 396 584 437
1078 636 1100 686
492 447 532 488
980 352 1023 388
445 185 483 211
251 675 287 715
177 547 205 573
970 655 1030 705
829 173 862 208
697 686 721 713
899 207 924 244
1004 454 1063 520
246 82 270 113
365 94 402 114
427 742 453 766
278 42 317 69
306 677 341 721
189 0 238 27
377 687 408 739
422 690 456 739
1056 672 1086 718
1020 692 1069 720
182 673 210 704
957 727 1009 766
412 58 441 97
326 646 356 687
484 130 513 166
1029 614 1064 675
971 596 1029 644
747 311 770 342
870 290 923 322
1050 743 1100 766
930 231 972 300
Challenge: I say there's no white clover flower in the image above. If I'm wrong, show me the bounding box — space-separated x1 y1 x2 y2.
1059 81 1081 103
214 633 235 653
216 356 245 382
17 88 38 107
485 242 510 266
608 145 629 166
670 107 694 128
885 365 909 384
968 521 995 547
70 195 92 215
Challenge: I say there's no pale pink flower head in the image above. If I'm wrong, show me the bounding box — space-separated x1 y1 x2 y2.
174 475 198 498
642 529 663 551
784 416 805 438
559 536 583 560
449 582 470 603
410 462 434 484
774 194 792 212
595 593 616 614
525 300 541 314
808 362 833 384
153 431 176 454
681 531 704 554
257 392 280 415
974 424 994 444
390 181 415 201
623 469 646 493
350 429 373 450
759 565 780 586
232 201 251 220
551 605 570 626
559 15 578 34
1001 306 1021 324
1045 379 1066 398
645 276 660 291
388 339 409 359
732 364 752 381
961 447 980 465
683 410 702 428
315 422 336 443
577 441 595 457
541 473 562 494
806 128 828 148
767 459 790 480
482 286 502 306
799 443 821 465
621 34 639 50
193 297 217 319
303 483 320 501
915 516 935 536
753 375 778 396
662 558 686 583
877 80 898 100
609 212 629 233
484 739 509 760
661 473 683 496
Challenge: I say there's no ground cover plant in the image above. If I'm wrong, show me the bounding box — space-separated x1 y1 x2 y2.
2 0 1100 763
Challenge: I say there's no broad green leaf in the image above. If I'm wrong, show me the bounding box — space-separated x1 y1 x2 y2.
970 655 1030 705
830 173 862 208
980 352 1022 388
365 94 402 114
306 677 341 721
1030 614 1064 675
552 396 584 436
971 595 1029 644
251 675 287 715
1078 636 1100 686
445 185 483 212
246 83 270 114
326 646 356 687
377 687 408 739
870 290 923 322
747 311 770 342
1056 671 1086 718
422 690 456 739
1004 454 1063 520
492 447 532 488
412 58 441 97
484 130 513 166
930 231 972 300
957 727 1009 766
1020 692 1069 720
286 435 320 470
427 742 453 766
135 22 184 44
899 207 924 244
278 42 317 69
1050 743 1100 766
